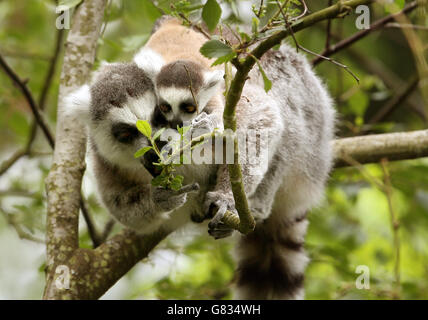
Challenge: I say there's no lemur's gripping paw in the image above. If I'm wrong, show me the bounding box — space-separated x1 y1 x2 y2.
189 112 216 137
204 191 237 240
152 183 200 212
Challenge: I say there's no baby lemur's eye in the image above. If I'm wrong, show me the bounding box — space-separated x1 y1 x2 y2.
112 123 139 144
159 103 171 113
180 103 197 114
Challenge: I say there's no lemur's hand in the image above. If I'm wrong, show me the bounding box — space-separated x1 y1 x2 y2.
152 183 200 212
204 191 238 240
189 112 216 138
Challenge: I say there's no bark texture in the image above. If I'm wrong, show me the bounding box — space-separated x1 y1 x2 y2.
334 130 428 168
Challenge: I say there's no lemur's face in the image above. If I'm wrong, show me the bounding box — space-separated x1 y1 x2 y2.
69 62 158 171
154 60 223 129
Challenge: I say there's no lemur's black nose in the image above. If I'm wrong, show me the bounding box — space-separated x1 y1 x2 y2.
170 118 183 130
141 148 161 177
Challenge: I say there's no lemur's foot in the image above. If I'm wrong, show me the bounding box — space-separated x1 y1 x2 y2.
204 191 237 239
152 183 200 212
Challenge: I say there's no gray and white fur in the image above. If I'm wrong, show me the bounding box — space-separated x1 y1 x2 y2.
215 45 335 300
65 35 335 300
65 60 203 235
152 42 336 299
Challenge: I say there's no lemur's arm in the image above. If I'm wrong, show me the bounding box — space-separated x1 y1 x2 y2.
94 155 199 235
202 83 284 238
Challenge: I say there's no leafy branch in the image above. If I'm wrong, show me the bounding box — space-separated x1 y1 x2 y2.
134 120 218 191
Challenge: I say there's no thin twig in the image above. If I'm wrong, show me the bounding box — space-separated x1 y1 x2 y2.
385 22 428 30
0 48 52 61
0 205 45 244
177 12 211 39
325 0 333 50
0 54 55 148
257 0 264 18
312 1 419 66
38 29 64 111
80 198 103 247
339 154 384 188
291 0 308 21
101 219 116 241
0 43 101 248
0 149 27 176
0 28 64 178
366 76 419 126
0 190 38 198
380 158 401 299
183 64 199 110
277 0 360 83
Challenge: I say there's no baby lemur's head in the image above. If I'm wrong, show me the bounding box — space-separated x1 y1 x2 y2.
65 62 159 171
154 60 224 129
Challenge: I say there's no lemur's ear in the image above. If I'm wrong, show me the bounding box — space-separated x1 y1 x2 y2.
133 48 164 81
204 69 224 90
63 85 92 123
198 69 224 109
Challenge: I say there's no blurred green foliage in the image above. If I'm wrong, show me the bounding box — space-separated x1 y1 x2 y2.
0 0 427 299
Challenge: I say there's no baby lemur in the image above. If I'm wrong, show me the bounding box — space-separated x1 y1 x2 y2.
66 17 335 300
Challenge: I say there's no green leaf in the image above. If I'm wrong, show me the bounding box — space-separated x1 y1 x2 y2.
136 120 152 138
134 146 153 159
200 40 234 58
177 125 191 137
58 0 83 10
170 175 184 191
202 0 222 32
252 17 259 35
255 60 272 93
212 51 237 66
151 174 167 187
395 0 405 9
153 128 166 141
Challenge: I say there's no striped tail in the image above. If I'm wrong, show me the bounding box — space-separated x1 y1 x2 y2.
234 211 309 300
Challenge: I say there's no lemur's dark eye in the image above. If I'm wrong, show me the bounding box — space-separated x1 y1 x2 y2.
180 103 197 114
109 99 121 108
159 103 172 113
112 123 139 144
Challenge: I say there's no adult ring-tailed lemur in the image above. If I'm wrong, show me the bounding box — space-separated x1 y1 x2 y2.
65 17 335 300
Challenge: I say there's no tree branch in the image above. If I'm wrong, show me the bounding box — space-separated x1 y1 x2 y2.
333 129 428 168
0 27 64 177
0 54 55 148
44 0 108 299
43 0 171 300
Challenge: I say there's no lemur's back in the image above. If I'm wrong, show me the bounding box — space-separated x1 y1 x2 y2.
145 18 213 67
232 43 335 299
